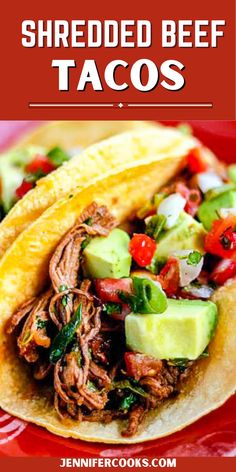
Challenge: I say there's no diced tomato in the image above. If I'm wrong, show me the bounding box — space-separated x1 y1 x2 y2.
25 154 56 175
94 278 133 303
175 182 201 217
210 259 236 285
205 215 236 259
129 234 156 267
157 257 180 297
15 180 34 199
187 147 208 174
124 352 162 381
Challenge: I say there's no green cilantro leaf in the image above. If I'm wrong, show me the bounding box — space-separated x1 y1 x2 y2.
47 147 70 167
187 251 202 266
145 214 166 241
59 284 68 292
103 302 122 315
36 319 47 329
119 392 138 412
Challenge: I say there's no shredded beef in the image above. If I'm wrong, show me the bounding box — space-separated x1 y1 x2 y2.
122 405 146 437
140 366 178 400
49 202 116 293
83 409 126 424
7 297 37 334
33 360 52 380
89 360 111 389
8 202 192 437
11 289 53 363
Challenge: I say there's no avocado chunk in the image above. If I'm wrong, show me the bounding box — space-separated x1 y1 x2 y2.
83 228 131 278
153 212 206 265
125 298 217 360
198 190 236 230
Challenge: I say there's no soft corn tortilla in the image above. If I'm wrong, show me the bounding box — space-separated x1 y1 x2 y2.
0 129 235 444
0 120 156 258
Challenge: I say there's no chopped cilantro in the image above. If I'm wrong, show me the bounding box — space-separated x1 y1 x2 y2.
103 302 122 315
25 169 46 182
47 147 70 167
81 236 91 251
145 214 166 241
119 392 138 412
59 284 68 292
84 217 93 226
187 251 202 266
118 291 139 312
87 380 98 392
71 343 82 366
178 251 202 265
146 256 161 275
113 379 148 398
49 304 82 364
62 294 70 307
154 193 166 208
199 348 209 359
169 358 189 372
36 319 47 329
170 349 209 372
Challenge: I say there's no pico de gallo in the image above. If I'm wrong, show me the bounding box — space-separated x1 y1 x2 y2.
0 146 75 220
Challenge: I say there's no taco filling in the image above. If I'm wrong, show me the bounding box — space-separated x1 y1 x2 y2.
0 146 72 219
7 146 236 437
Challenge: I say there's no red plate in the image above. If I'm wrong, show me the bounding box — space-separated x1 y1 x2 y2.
0 396 236 457
0 121 236 457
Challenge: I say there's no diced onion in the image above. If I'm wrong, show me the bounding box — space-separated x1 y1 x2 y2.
157 193 186 229
183 284 214 299
173 250 204 287
67 146 83 157
197 171 223 193
219 208 236 218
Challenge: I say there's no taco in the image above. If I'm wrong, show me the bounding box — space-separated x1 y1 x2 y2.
0 127 235 444
0 120 154 258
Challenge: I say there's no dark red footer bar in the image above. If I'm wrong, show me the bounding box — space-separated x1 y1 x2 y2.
0 457 235 472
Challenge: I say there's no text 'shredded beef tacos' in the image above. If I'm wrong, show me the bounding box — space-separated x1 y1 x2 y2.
0 127 235 444
0 120 155 258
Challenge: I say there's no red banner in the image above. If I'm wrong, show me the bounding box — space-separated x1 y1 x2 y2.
0 457 236 472
0 0 235 119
